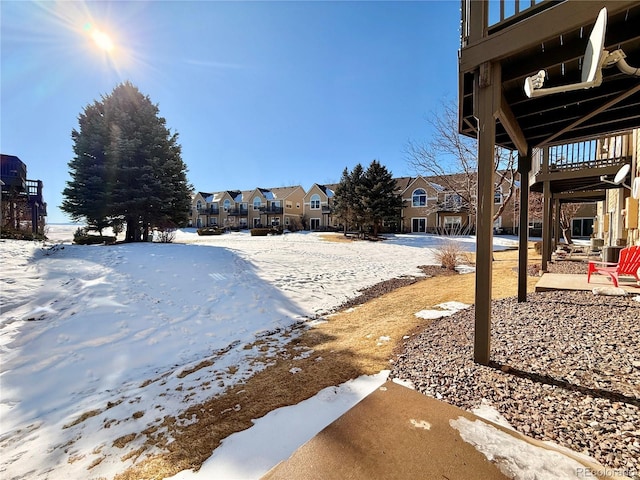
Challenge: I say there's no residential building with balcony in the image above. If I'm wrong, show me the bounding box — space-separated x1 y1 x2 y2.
1 154 47 235
398 172 526 235
303 184 337 230
251 186 305 229
191 186 306 230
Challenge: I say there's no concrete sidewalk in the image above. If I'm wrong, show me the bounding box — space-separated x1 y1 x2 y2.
263 381 626 480
536 272 640 293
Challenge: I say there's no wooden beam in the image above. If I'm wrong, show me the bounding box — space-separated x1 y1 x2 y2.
473 62 500 366
554 190 606 200
459 1 638 73
497 93 528 155
532 163 630 183
538 83 640 147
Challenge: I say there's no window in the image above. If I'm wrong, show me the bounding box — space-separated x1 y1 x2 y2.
296 202 301 209
210 218 218 226
494 188 502 204
310 218 321 230
412 218 427 233
412 189 427 207
253 197 262 210
444 216 462 229
572 218 594 238
285 217 290 225
444 194 462 209
253 218 261 227
286 201 292 209
310 194 320 209
223 199 231 211
271 217 280 226
196 200 202 211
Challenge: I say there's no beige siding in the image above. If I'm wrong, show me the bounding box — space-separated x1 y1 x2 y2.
303 184 335 229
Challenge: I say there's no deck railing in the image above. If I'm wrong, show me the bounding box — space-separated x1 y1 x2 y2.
532 132 633 174
461 0 556 46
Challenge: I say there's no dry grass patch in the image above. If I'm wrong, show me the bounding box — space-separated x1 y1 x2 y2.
115 245 541 480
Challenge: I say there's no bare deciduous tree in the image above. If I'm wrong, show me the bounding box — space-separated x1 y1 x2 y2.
406 100 517 225
559 203 582 244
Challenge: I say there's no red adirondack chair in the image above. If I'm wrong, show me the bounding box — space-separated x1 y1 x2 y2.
587 245 640 287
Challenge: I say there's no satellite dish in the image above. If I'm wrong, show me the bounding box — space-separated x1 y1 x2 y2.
613 164 631 185
524 7 608 98
632 178 640 199
582 7 608 83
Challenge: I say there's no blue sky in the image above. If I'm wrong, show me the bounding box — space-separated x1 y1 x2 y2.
1 1 461 224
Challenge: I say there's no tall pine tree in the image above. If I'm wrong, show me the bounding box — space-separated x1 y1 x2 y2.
359 160 402 237
334 164 365 234
62 82 192 242
61 101 111 235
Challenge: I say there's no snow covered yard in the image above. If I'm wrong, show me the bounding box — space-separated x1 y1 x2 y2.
3 226 505 480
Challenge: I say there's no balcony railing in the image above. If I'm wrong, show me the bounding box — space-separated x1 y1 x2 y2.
461 0 553 47
195 207 220 216
227 207 249 216
532 132 633 175
436 201 469 213
259 206 283 214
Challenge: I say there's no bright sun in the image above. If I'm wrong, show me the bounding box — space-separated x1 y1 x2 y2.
83 22 114 53
91 29 114 52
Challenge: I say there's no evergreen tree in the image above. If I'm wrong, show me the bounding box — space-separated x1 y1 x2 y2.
334 164 365 234
358 160 402 237
61 101 111 235
62 82 192 242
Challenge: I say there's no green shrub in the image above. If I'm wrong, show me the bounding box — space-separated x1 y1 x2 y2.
0 227 46 241
73 228 116 245
250 228 271 236
197 227 224 236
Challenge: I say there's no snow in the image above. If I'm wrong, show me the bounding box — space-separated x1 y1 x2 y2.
415 301 471 320
166 371 389 480
450 416 593 480
5 225 585 480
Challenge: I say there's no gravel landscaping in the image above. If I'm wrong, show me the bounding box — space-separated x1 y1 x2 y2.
391 289 640 479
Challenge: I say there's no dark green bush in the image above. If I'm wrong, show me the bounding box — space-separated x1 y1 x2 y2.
0 227 46 241
197 227 225 236
73 228 116 245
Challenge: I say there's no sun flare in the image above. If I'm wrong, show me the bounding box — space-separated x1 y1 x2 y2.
83 22 114 53
91 29 114 52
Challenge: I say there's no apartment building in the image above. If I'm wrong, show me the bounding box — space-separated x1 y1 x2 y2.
302 183 337 230
398 172 523 234
190 186 305 230
247 186 305 229
191 173 528 234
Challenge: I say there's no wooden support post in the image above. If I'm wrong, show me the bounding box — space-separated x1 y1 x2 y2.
542 180 552 271
473 62 499 366
554 198 561 248
517 150 531 302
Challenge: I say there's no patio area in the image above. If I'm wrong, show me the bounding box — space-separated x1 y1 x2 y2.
536 271 640 293
535 249 640 294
